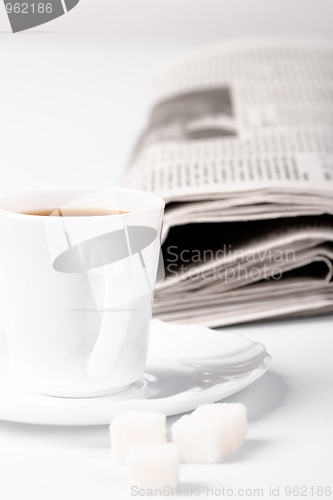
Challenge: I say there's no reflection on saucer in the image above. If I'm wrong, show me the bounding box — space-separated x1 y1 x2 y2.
0 320 271 425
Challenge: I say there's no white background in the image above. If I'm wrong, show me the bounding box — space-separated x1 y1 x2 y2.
1 0 333 192
0 1 332 499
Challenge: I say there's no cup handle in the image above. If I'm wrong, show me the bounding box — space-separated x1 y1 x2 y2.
87 270 131 380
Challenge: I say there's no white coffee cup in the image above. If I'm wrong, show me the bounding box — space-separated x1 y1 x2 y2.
0 187 164 397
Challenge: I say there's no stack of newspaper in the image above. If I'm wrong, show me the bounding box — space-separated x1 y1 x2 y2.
124 39 333 326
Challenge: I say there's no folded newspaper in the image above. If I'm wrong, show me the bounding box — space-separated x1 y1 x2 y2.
124 39 333 327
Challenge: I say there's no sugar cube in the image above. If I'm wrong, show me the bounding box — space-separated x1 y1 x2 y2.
171 414 229 463
110 411 166 465
192 403 247 454
127 443 179 493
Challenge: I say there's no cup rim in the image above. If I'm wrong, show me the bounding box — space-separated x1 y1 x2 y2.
0 186 165 219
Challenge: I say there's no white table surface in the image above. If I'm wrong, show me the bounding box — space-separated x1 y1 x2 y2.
0 315 332 499
0 1 333 498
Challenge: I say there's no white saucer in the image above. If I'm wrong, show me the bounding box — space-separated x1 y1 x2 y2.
0 320 271 425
